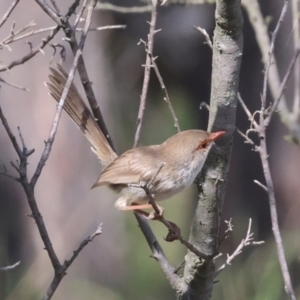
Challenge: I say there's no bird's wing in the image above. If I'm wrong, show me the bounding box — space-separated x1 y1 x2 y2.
92 146 163 188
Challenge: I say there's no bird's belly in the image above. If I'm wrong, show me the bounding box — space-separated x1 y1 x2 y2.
114 160 203 208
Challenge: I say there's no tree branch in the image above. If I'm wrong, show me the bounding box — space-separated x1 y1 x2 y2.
139 39 181 132
0 26 60 72
215 219 264 276
133 0 159 147
135 216 186 292
0 0 20 28
242 0 300 143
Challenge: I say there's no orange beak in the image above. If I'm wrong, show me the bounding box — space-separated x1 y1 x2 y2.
208 131 226 142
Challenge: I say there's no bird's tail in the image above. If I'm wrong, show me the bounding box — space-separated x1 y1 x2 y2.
46 65 117 167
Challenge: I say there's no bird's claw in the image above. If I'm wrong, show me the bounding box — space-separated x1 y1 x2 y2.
145 206 164 220
165 221 181 242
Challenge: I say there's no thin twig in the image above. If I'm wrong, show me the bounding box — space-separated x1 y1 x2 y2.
73 0 88 28
36 0 116 151
0 170 19 181
59 0 116 151
31 1 94 188
0 0 20 28
135 216 186 291
35 0 62 26
194 26 213 49
133 0 159 147
253 179 267 191
215 219 264 276
237 93 259 129
292 0 300 118
1 19 37 46
265 45 300 126
49 43 66 63
50 0 61 15
130 0 186 290
0 105 61 272
258 135 296 300
42 225 102 300
96 2 152 13
63 225 102 268
0 26 60 72
140 39 181 132
0 76 30 91
0 106 22 158
261 0 289 116
0 261 20 271
240 2 297 298
243 0 300 143
1 24 126 46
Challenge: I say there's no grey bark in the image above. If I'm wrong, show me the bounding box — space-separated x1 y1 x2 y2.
179 0 243 299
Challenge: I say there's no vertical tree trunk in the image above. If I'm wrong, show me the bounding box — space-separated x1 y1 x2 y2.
179 1 243 299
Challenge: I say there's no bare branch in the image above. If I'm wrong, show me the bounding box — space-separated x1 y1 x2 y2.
261 0 289 114
63 224 102 269
31 0 95 188
73 0 88 28
133 0 159 147
139 39 181 132
0 170 19 181
0 105 61 276
96 2 152 13
35 0 62 26
291 0 300 118
56 3 117 151
253 179 268 191
42 224 102 300
239 2 297 298
265 45 300 126
0 106 22 158
135 215 186 292
0 0 20 28
236 129 256 148
0 261 21 271
1 24 125 46
238 93 259 129
0 26 60 72
243 0 300 143
215 219 264 276
50 0 61 15
259 135 296 300
199 101 210 111
0 76 30 91
194 26 213 49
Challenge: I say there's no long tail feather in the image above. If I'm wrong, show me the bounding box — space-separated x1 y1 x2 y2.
46 65 117 167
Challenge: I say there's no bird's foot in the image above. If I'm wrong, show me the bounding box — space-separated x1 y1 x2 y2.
165 221 181 242
145 205 164 220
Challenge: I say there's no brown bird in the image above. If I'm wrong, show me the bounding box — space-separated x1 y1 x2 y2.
46 66 225 215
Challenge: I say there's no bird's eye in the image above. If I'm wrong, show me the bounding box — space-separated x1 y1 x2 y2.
202 142 208 148
197 141 210 150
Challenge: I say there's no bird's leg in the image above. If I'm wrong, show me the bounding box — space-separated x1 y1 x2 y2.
126 205 181 242
145 204 164 220
120 203 165 220
120 204 153 211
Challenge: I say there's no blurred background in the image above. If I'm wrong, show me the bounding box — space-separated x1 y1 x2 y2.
0 0 300 299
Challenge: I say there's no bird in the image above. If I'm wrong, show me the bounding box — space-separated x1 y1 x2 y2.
46 65 225 216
